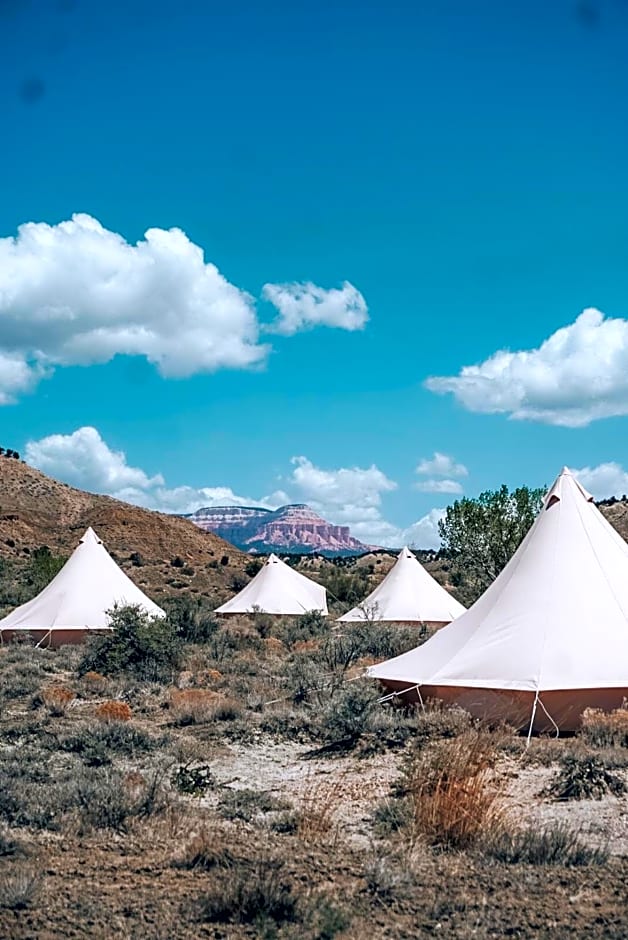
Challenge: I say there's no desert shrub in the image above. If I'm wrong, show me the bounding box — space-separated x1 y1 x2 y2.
172 764 215 796
0 828 24 858
317 680 382 748
547 754 626 801
80 671 108 693
259 708 317 743
217 788 289 822
270 810 299 834
72 766 169 832
0 748 73 830
192 857 298 927
483 822 609 865
372 796 413 836
95 700 132 721
59 721 158 766
245 559 263 578
411 701 475 745
294 774 343 844
79 604 182 682
40 685 74 716
275 609 329 648
169 689 241 725
400 731 504 850
344 621 428 661
364 851 416 903
320 567 370 608
580 705 628 749
0 864 42 910
173 832 235 870
163 595 219 643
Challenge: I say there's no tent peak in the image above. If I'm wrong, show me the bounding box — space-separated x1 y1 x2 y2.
80 527 103 544
545 466 593 509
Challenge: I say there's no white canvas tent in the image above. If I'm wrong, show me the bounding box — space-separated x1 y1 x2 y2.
215 553 328 616
337 546 466 626
0 527 165 648
368 468 628 733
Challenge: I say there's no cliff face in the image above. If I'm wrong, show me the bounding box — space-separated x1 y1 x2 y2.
183 503 375 555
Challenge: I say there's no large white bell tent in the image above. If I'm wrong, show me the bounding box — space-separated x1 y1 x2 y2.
215 553 328 616
368 468 628 734
337 546 466 626
0 527 165 648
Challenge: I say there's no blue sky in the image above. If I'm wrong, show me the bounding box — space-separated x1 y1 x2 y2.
1 0 628 547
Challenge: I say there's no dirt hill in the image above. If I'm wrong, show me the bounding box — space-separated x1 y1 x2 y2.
0 458 248 608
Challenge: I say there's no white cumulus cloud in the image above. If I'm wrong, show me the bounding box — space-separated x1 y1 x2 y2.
573 462 628 501
0 215 368 403
415 479 464 495
25 426 164 494
416 452 468 478
262 281 368 335
425 308 628 427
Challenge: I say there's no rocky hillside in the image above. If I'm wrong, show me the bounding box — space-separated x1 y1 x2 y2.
184 503 375 555
0 458 248 609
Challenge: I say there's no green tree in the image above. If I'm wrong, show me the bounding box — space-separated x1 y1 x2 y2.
438 484 545 604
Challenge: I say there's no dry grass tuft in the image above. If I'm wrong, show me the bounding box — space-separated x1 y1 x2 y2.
295 773 346 844
95 700 132 722
405 731 505 850
41 685 75 716
0 863 42 910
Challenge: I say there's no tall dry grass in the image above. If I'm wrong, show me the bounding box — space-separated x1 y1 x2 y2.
405 731 505 850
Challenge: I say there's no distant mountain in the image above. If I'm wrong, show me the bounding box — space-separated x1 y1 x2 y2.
183 503 376 556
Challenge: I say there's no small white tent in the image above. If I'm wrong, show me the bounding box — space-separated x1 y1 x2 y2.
368 469 628 733
215 553 328 616
337 546 465 626
0 527 165 648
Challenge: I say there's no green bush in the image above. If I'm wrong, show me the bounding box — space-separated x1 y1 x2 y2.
547 754 627 801
483 823 609 865
192 857 298 927
59 721 160 767
79 604 182 682
162 595 219 642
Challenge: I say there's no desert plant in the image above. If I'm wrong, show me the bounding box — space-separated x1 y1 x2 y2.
547 754 626 801
401 731 504 850
372 796 413 835
172 764 215 796
483 822 609 865
95 700 132 721
172 831 235 870
163 595 218 642
217 788 289 822
0 864 42 910
294 774 343 844
364 851 416 903
580 705 628 749
41 685 74 716
318 680 382 748
79 604 182 682
72 766 169 832
60 721 158 766
192 857 298 927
